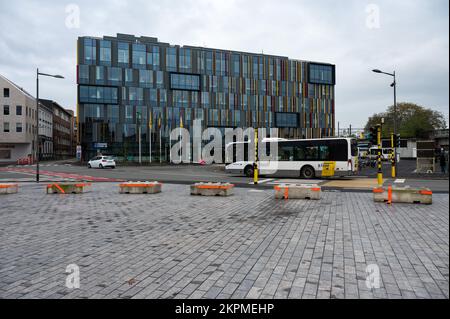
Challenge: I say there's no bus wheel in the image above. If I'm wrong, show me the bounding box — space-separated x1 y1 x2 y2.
244 165 254 177
300 166 315 179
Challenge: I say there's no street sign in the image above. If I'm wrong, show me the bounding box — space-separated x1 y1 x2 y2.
76 145 82 160
94 143 108 149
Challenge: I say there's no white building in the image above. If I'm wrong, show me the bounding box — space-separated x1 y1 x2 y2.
38 101 53 160
0 74 37 163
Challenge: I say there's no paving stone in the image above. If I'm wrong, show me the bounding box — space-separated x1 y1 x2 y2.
0 183 447 300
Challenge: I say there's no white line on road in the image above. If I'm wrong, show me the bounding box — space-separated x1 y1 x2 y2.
394 179 406 183
248 179 274 185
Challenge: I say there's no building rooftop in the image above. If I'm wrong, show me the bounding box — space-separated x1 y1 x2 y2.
80 34 335 66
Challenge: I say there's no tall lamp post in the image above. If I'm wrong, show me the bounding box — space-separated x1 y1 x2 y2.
36 69 64 183
372 69 398 177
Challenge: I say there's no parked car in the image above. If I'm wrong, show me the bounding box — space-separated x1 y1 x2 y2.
88 155 116 169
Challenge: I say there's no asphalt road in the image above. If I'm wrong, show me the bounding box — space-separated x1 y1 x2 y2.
1 161 448 193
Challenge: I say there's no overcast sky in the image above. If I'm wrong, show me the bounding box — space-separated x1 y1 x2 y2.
0 0 448 129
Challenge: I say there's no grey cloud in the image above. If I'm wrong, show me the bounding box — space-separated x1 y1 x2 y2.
0 0 448 128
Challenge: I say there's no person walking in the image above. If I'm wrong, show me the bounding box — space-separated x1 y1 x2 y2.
439 149 447 174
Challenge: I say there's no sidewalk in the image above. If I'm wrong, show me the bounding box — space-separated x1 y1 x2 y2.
0 183 448 299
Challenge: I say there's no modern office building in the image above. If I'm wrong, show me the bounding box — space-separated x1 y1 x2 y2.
0 74 37 164
77 33 336 161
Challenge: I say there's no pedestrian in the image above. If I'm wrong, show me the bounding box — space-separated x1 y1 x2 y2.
439 149 447 174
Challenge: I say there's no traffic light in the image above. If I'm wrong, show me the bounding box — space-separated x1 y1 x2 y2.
396 134 401 148
369 126 378 145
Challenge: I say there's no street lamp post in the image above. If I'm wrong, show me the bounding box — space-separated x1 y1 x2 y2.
36 68 64 183
372 69 398 177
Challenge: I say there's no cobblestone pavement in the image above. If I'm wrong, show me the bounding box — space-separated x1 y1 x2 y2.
0 183 448 299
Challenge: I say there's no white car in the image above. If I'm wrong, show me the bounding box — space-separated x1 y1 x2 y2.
88 156 116 169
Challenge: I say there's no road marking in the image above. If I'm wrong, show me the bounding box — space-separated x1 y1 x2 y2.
394 179 406 183
248 179 274 185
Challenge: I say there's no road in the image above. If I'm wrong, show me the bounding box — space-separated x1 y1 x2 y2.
1 161 448 193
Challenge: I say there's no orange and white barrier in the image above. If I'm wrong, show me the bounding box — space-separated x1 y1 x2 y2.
119 181 162 194
47 182 92 194
373 186 432 204
0 183 19 194
190 182 234 196
274 184 321 200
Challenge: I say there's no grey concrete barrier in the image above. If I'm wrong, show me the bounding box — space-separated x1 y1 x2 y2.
0 183 18 194
190 182 234 196
47 182 92 194
119 181 162 194
373 185 432 204
274 184 322 200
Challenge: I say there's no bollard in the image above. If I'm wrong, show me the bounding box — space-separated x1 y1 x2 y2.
373 186 432 204
274 184 321 200
190 182 234 196
47 182 92 194
119 181 162 194
0 183 19 194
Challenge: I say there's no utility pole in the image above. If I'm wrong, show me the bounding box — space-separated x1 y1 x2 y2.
377 124 383 186
137 111 142 164
253 128 259 185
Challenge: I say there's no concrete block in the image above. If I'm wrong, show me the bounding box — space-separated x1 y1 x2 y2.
373 186 432 204
190 182 234 196
119 181 162 194
274 184 321 200
0 183 19 194
46 183 92 194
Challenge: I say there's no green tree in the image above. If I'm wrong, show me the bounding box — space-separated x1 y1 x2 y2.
365 102 447 138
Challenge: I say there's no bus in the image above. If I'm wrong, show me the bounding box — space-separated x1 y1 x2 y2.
367 147 393 161
224 138 287 164
225 137 358 178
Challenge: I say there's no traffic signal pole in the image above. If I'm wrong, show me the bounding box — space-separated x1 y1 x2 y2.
391 133 396 178
253 129 259 185
377 125 383 186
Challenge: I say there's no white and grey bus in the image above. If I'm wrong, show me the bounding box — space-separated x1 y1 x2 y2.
225 137 359 178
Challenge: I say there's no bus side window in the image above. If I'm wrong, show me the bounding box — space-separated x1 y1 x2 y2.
319 145 330 161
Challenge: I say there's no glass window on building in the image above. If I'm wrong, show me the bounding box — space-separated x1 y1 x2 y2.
118 42 129 65
275 112 299 128
205 51 213 75
242 55 249 78
16 105 22 116
16 122 22 133
166 47 177 72
139 69 153 88
95 66 105 84
156 71 164 88
231 54 240 77
309 63 334 85
125 68 133 84
107 105 119 123
179 48 191 71
152 46 160 69
215 52 226 76
170 73 199 91
201 92 209 108
132 44 146 68
78 65 89 84
84 38 96 64
99 40 111 65
125 105 134 121
107 67 122 85
3 122 10 132
3 105 10 115
258 57 264 79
